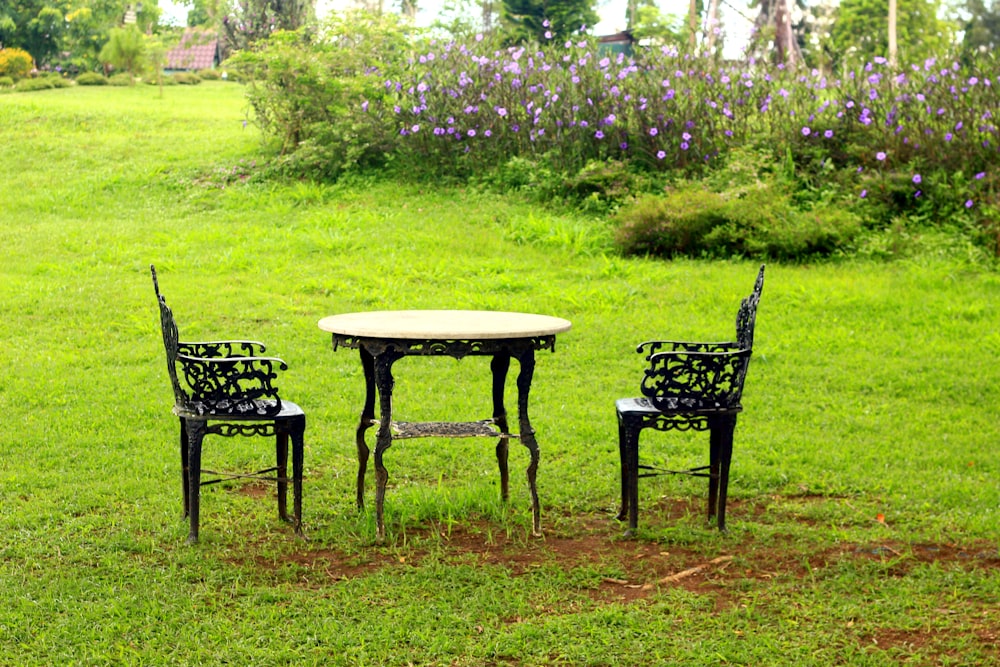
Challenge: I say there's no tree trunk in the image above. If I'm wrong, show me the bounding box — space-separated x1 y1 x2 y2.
688 0 698 49
888 0 898 67
706 0 720 52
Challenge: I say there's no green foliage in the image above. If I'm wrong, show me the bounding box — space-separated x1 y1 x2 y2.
0 47 33 80
830 0 952 67
500 0 600 43
227 12 413 178
74 71 108 85
99 26 148 83
107 71 133 86
614 185 863 259
171 71 202 84
197 67 221 80
220 0 315 53
0 75 14 87
14 74 71 91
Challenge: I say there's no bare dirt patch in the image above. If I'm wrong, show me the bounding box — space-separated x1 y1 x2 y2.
226 493 999 606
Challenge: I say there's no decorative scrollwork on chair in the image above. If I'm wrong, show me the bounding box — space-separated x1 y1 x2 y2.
152 265 306 544
616 265 765 537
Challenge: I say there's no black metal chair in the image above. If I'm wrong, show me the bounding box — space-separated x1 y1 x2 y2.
151 265 305 543
616 265 764 536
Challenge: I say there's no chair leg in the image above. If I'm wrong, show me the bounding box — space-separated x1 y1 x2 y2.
708 416 736 531
618 414 641 538
291 415 305 535
179 418 190 519
615 411 629 522
276 429 289 523
184 420 207 544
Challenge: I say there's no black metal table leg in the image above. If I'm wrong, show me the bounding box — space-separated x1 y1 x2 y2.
372 345 403 542
512 345 542 537
355 346 376 510
490 351 512 502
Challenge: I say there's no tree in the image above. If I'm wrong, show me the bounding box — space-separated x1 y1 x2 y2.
221 0 315 54
500 0 599 44
830 0 951 66
963 0 1000 53
630 3 683 45
99 24 145 81
749 0 803 65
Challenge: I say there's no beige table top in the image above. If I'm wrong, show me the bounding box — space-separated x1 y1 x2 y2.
318 310 572 340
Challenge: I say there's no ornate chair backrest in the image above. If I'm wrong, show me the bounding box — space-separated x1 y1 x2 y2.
640 265 764 411
736 265 766 352
151 265 188 409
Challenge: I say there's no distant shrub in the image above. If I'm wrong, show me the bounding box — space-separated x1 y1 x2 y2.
197 68 220 80
108 72 133 86
76 72 108 86
171 71 201 85
145 75 178 86
0 76 13 87
615 189 728 258
0 47 32 81
15 76 56 93
614 186 862 260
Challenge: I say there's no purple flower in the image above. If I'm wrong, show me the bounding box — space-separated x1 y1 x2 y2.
966 200 974 208
802 126 811 136
595 130 604 139
860 189 867 198
824 130 834 138
656 150 666 160
620 142 628 150
467 129 476 137
914 190 922 198
876 152 886 161
680 142 689 150
649 128 658 136
682 132 691 141
912 174 922 184
976 172 986 179
945 133 953 141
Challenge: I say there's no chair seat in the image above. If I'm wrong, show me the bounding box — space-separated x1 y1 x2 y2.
616 396 742 416
175 400 305 421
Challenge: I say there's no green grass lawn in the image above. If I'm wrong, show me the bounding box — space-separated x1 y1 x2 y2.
1 83 999 665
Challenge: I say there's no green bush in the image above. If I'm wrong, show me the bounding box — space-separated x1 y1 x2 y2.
15 76 71 92
171 71 201 85
196 68 220 80
613 186 862 260
0 76 13 87
614 189 729 257
146 74 178 86
0 47 32 80
75 72 108 86
108 73 133 86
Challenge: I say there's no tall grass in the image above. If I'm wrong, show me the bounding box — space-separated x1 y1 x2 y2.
1 83 999 665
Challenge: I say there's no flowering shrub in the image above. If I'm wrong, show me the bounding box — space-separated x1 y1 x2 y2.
0 48 33 81
238 12 1000 257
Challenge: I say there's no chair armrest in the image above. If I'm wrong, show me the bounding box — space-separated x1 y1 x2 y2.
640 347 752 409
637 339 739 359
178 340 269 358
175 353 288 416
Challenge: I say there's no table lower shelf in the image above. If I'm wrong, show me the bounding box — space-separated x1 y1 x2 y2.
369 418 520 440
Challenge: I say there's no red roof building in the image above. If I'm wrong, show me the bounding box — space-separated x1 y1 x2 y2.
166 30 220 71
